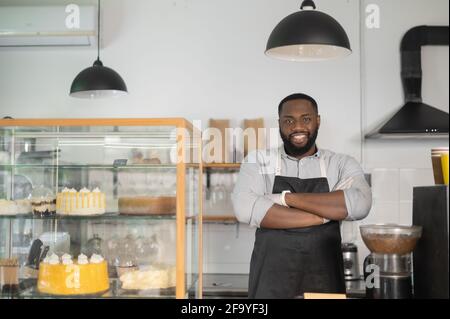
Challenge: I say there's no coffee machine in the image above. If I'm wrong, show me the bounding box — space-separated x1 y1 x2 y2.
360 224 422 299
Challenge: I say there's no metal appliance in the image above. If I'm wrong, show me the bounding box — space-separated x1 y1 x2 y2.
413 186 449 298
342 243 360 281
360 224 422 299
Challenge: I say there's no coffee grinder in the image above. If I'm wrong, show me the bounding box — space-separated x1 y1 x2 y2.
360 224 422 299
342 243 360 281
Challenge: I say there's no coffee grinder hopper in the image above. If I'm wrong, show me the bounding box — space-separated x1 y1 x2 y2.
360 224 422 255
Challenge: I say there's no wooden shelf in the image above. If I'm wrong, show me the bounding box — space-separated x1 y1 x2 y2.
203 164 240 222
203 163 241 169
202 215 238 222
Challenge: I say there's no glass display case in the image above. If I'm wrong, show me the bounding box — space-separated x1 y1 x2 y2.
0 118 203 299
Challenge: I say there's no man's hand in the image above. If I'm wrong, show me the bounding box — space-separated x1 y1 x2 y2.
264 194 284 206
284 190 348 221
266 192 328 224
260 204 325 229
265 191 291 207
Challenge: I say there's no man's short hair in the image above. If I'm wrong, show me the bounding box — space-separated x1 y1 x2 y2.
278 93 319 116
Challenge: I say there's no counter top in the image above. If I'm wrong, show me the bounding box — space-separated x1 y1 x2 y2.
202 274 367 299
202 274 248 298
345 278 367 299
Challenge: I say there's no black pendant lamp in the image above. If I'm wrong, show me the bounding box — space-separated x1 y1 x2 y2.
266 0 352 62
70 0 127 98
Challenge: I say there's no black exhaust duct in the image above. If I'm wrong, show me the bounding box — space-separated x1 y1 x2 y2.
367 26 449 138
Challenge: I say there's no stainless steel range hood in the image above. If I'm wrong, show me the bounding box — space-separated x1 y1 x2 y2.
366 26 449 139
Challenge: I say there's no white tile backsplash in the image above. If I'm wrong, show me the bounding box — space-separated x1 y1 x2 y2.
399 201 413 226
364 140 445 170
365 201 399 225
340 221 359 243
399 169 434 201
372 169 399 202
204 263 250 274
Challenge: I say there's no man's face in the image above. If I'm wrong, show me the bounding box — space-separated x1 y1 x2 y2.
278 99 320 157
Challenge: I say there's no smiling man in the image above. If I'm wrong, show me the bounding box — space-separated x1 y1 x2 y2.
231 93 372 299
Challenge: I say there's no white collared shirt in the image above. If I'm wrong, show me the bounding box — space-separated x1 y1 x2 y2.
231 146 372 228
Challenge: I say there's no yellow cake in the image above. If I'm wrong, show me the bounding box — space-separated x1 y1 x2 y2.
56 188 106 215
38 253 109 296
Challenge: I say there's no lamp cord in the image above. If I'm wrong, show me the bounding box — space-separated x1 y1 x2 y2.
97 0 100 61
300 0 316 10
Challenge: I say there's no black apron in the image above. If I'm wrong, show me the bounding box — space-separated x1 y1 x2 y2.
248 155 345 299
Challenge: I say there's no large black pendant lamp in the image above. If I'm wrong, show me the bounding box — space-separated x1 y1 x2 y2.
266 0 352 62
70 0 127 98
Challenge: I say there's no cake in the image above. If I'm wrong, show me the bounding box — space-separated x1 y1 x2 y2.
0 200 18 215
56 188 106 216
0 199 32 216
37 253 109 296
31 197 56 217
15 199 32 214
0 258 19 291
31 186 56 217
116 265 139 277
119 264 176 290
118 196 176 215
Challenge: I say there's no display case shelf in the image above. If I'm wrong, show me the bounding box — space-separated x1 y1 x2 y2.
202 163 240 223
0 164 178 169
1 277 199 299
202 215 237 223
0 213 180 221
203 163 241 169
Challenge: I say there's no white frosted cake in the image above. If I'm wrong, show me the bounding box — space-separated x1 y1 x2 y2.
119 264 176 290
56 188 106 216
0 200 17 215
15 199 32 214
0 199 32 215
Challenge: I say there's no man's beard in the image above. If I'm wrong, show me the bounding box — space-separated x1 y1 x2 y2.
280 128 319 157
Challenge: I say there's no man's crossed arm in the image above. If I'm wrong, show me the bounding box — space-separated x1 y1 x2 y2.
261 191 347 229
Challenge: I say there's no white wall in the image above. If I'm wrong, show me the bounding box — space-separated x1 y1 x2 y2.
0 0 448 275
355 0 449 272
0 0 362 160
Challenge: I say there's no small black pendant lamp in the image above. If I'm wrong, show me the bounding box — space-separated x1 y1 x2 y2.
266 0 352 62
70 0 127 98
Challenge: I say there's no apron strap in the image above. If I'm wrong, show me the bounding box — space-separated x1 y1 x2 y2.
277 148 327 178
276 148 282 176
319 156 327 178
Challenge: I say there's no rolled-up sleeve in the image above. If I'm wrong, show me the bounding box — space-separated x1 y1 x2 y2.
231 152 273 227
337 156 372 221
343 175 372 221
